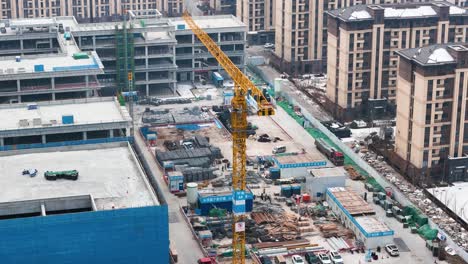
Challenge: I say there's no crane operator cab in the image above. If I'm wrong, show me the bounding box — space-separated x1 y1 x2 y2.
258 105 275 116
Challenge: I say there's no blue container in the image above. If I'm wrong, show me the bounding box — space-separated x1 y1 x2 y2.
34 64 44 72
269 168 280 180
281 185 292 197
292 184 301 195
62 115 74 124
177 24 185 30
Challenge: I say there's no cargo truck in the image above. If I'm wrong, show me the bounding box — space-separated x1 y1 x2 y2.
314 138 344 166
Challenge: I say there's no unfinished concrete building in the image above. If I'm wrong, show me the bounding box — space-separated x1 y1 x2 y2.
0 18 104 104
326 2 468 121
0 12 247 99
171 15 246 82
0 0 183 22
237 0 275 44
395 44 468 181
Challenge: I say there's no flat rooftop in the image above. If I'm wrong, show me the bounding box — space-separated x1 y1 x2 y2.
355 216 393 234
327 187 375 216
171 15 245 30
0 98 130 131
428 182 468 224
273 152 327 165
0 144 159 209
309 167 347 178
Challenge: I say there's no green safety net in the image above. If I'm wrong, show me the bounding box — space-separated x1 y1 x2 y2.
403 206 429 227
209 208 226 218
418 224 438 240
117 94 126 106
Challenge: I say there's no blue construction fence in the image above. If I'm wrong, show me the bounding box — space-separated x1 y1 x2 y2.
0 206 169 264
0 137 134 151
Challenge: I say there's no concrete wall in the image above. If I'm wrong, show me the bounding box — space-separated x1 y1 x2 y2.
0 206 169 264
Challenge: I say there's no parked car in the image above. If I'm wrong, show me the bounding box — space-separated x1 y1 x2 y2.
292 255 305 264
385 244 400 256
264 43 274 49
329 251 344 264
305 252 320 264
260 256 273 264
318 253 332 264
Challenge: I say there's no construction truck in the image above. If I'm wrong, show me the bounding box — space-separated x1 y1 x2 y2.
315 138 344 166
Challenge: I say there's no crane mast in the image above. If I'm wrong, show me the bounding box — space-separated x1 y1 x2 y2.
182 11 274 264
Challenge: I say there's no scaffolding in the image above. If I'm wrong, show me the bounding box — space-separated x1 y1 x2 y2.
115 19 135 93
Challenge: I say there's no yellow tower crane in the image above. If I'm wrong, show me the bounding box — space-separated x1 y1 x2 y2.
182 11 275 264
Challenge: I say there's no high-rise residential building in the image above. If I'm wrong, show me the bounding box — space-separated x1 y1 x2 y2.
326 2 468 121
274 0 358 74
395 43 468 180
236 0 275 44
0 0 184 22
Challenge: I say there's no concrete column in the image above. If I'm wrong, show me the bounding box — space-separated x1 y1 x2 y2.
0 138 4 146
52 93 56 100
49 38 53 48
92 36 96 48
83 131 87 140
17 95 21 103
146 85 149 96
85 75 89 87
40 204 46 216
78 36 82 47
51 77 55 89
17 79 20 92
109 129 114 138
41 135 46 144
20 39 23 52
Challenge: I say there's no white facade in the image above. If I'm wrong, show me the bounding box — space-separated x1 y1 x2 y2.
305 167 346 200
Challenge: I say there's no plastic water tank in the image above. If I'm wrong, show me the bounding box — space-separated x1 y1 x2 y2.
186 182 198 207
274 78 283 94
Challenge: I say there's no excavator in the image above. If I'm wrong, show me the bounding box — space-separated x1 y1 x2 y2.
183 10 275 264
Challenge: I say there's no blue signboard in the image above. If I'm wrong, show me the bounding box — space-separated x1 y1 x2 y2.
232 191 246 215
199 192 253 204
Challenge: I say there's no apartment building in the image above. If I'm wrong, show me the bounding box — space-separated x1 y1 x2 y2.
0 0 183 22
395 44 468 180
237 0 275 44
326 2 468 121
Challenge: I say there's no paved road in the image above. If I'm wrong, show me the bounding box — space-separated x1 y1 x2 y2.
134 132 204 263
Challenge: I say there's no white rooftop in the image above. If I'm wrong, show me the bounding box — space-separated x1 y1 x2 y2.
384 6 436 18
349 11 372 20
427 48 454 63
355 216 393 233
172 15 245 30
0 145 159 209
308 167 347 178
0 98 130 131
428 182 468 224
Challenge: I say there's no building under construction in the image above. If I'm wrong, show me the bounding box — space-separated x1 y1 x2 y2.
0 10 247 102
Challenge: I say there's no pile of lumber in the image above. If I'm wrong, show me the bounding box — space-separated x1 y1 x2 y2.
344 165 364 181
251 212 276 224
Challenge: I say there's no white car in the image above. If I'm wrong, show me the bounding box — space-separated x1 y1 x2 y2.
318 253 332 264
292 255 305 264
329 251 344 264
264 43 274 49
385 244 399 257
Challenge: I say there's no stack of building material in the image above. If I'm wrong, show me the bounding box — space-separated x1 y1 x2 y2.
251 212 276 224
344 165 364 181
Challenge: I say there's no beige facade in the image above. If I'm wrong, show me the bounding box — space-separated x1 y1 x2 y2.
396 44 468 169
236 0 274 32
326 3 468 120
274 0 371 73
0 0 183 22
